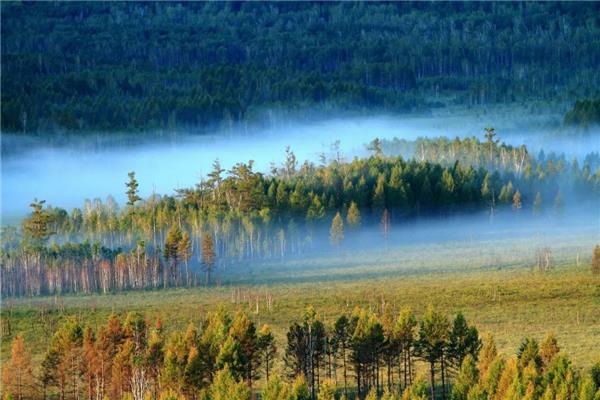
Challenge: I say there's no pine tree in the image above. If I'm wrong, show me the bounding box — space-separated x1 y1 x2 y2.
23 198 51 248
368 138 384 157
396 307 417 388
346 201 361 229
2 334 35 400
512 191 522 210
209 365 251 400
258 325 277 383
126 171 142 207
477 333 497 381
373 174 387 210
201 233 216 286
178 231 192 286
318 379 336 400
450 355 479 400
164 225 182 286
333 315 351 397
262 375 291 400
416 305 450 400
330 212 344 248
540 333 560 368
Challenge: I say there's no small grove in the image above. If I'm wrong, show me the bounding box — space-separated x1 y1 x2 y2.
1 133 599 297
3 305 600 400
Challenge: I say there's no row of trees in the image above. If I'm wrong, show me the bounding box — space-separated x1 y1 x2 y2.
3 2 600 132
1 135 599 296
3 306 600 400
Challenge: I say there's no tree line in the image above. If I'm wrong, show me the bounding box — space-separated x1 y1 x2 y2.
2 2 600 132
3 305 600 400
1 134 599 296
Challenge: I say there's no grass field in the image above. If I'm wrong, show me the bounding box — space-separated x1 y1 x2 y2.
2 229 599 378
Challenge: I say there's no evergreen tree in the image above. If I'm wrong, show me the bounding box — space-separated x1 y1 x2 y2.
512 191 522 210
346 201 361 229
448 313 481 369
368 138 384 158
178 231 192 286
330 212 344 248
258 324 277 383
450 355 479 400
540 333 560 368
201 233 217 286
333 315 351 397
164 225 183 286
209 365 251 400
1 334 35 400
416 305 450 400
126 171 142 207
22 198 51 248
373 174 387 210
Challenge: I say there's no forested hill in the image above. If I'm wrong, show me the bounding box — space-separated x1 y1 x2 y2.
2 2 600 133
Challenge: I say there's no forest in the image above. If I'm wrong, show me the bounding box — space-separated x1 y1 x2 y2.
1 133 599 296
2 2 600 132
3 305 600 400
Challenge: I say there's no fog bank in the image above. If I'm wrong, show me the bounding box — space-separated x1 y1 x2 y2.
2 110 598 222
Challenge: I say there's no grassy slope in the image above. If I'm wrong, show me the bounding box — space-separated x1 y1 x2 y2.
1 232 599 377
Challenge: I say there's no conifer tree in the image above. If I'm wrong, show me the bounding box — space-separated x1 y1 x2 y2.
209 365 251 400
23 198 51 248
330 212 344 248
416 306 450 400
540 333 560 368
450 355 479 400
346 201 361 228
512 190 522 210
201 233 216 286
258 324 277 383
126 171 142 207
178 231 192 286
333 315 351 397
164 225 182 286
2 334 35 400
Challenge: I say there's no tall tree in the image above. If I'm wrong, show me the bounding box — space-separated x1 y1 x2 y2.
330 212 344 249
346 201 362 229
333 315 351 397
2 334 35 400
201 233 216 286
22 198 51 248
178 231 192 286
416 306 450 400
258 325 277 383
164 225 183 287
126 171 142 207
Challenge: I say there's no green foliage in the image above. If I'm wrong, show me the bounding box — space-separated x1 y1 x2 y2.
329 212 344 247
451 355 479 400
209 365 251 400
564 98 600 128
4 3 598 132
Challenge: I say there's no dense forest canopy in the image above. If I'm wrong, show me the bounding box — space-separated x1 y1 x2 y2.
2 134 598 297
2 2 600 132
3 305 600 400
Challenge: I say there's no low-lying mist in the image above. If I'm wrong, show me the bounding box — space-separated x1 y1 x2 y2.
2 109 598 222
214 208 599 285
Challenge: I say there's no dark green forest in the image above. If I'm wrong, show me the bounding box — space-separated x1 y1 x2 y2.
2 2 600 133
